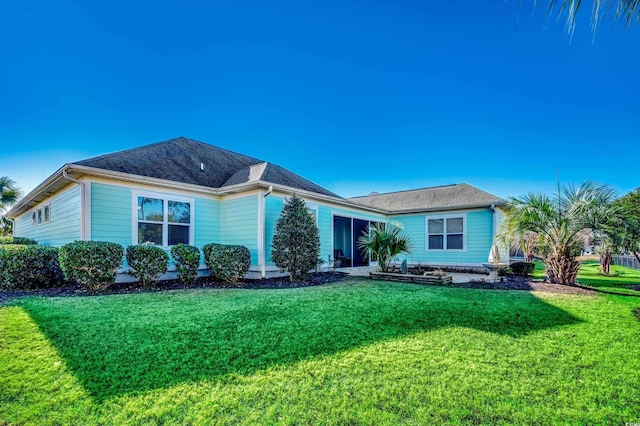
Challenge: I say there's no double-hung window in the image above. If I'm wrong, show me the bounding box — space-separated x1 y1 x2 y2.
426 215 465 251
134 192 194 246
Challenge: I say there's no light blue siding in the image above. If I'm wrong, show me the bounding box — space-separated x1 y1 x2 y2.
263 197 385 266
392 210 493 265
91 183 132 246
220 194 259 264
194 198 220 248
265 195 284 266
317 205 333 263
13 185 81 246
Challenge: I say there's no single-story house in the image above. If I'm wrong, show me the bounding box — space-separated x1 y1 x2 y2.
6 137 509 279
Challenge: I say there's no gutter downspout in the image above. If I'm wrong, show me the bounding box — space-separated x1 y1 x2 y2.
63 168 86 240
490 202 501 262
260 185 273 279
490 203 496 243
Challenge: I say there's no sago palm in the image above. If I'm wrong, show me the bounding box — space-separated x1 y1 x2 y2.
358 222 411 273
498 181 617 285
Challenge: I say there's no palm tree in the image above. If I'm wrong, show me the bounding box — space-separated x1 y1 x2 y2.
357 222 412 273
1 216 13 236
0 176 21 211
0 176 21 237
547 0 640 36
498 181 618 285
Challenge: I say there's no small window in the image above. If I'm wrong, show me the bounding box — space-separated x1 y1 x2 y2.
32 212 37 226
427 215 465 251
37 209 43 225
44 204 51 223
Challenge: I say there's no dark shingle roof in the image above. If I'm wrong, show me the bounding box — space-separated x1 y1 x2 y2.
74 137 339 197
349 184 504 212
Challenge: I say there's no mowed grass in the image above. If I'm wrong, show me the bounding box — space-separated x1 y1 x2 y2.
533 259 640 295
2 279 640 425
578 261 640 287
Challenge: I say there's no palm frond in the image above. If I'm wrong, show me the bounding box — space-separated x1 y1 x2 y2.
0 176 22 212
547 0 640 36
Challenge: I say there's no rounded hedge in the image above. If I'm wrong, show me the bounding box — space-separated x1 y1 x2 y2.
170 244 201 285
202 243 250 284
0 245 65 290
59 241 124 291
126 244 169 287
509 261 535 276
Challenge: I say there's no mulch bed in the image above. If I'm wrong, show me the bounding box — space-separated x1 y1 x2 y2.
449 276 597 295
0 272 350 303
0 272 619 303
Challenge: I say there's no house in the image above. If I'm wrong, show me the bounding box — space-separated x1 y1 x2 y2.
5 137 508 279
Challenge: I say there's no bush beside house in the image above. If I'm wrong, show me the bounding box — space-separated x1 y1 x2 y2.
170 244 201 285
203 243 251 284
0 245 65 290
271 195 321 281
126 244 169 287
59 241 124 291
0 236 38 245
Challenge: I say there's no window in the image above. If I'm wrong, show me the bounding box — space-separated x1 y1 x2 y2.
44 204 51 223
32 212 36 226
37 208 43 225
307 203 319 224
134 192 193 246
426 215 465 251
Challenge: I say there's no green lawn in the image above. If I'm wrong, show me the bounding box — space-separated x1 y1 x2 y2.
2 279 640 425
533 260 640 295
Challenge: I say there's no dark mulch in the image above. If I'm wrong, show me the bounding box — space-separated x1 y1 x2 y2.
448 275 597 295
0 272 608 303
0 272 350 303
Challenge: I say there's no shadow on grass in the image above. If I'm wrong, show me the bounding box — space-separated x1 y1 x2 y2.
20 283 582 400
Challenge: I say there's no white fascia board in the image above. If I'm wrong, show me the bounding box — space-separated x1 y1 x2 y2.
388 201 507 216
5 165 68 218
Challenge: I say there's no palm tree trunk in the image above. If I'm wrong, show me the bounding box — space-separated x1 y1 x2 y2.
600 252 612 275
546 255 581 285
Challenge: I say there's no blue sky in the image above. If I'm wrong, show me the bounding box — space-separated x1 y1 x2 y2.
1 1 638 201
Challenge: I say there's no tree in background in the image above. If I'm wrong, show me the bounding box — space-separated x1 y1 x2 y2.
499 181 618 285
271 195 321 281
358 222 412 273
0 177 21 236
611 187 640 264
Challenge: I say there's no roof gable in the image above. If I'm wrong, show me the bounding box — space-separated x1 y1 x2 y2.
349 184 504 212
74 137 262 188
74 137 339 197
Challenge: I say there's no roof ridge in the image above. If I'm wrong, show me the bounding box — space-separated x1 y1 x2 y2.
72 136 265 166
349 183 462 199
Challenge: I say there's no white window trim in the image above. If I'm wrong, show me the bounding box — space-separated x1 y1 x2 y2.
425 213 467 252
43 203 51 223
132 190 195 247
